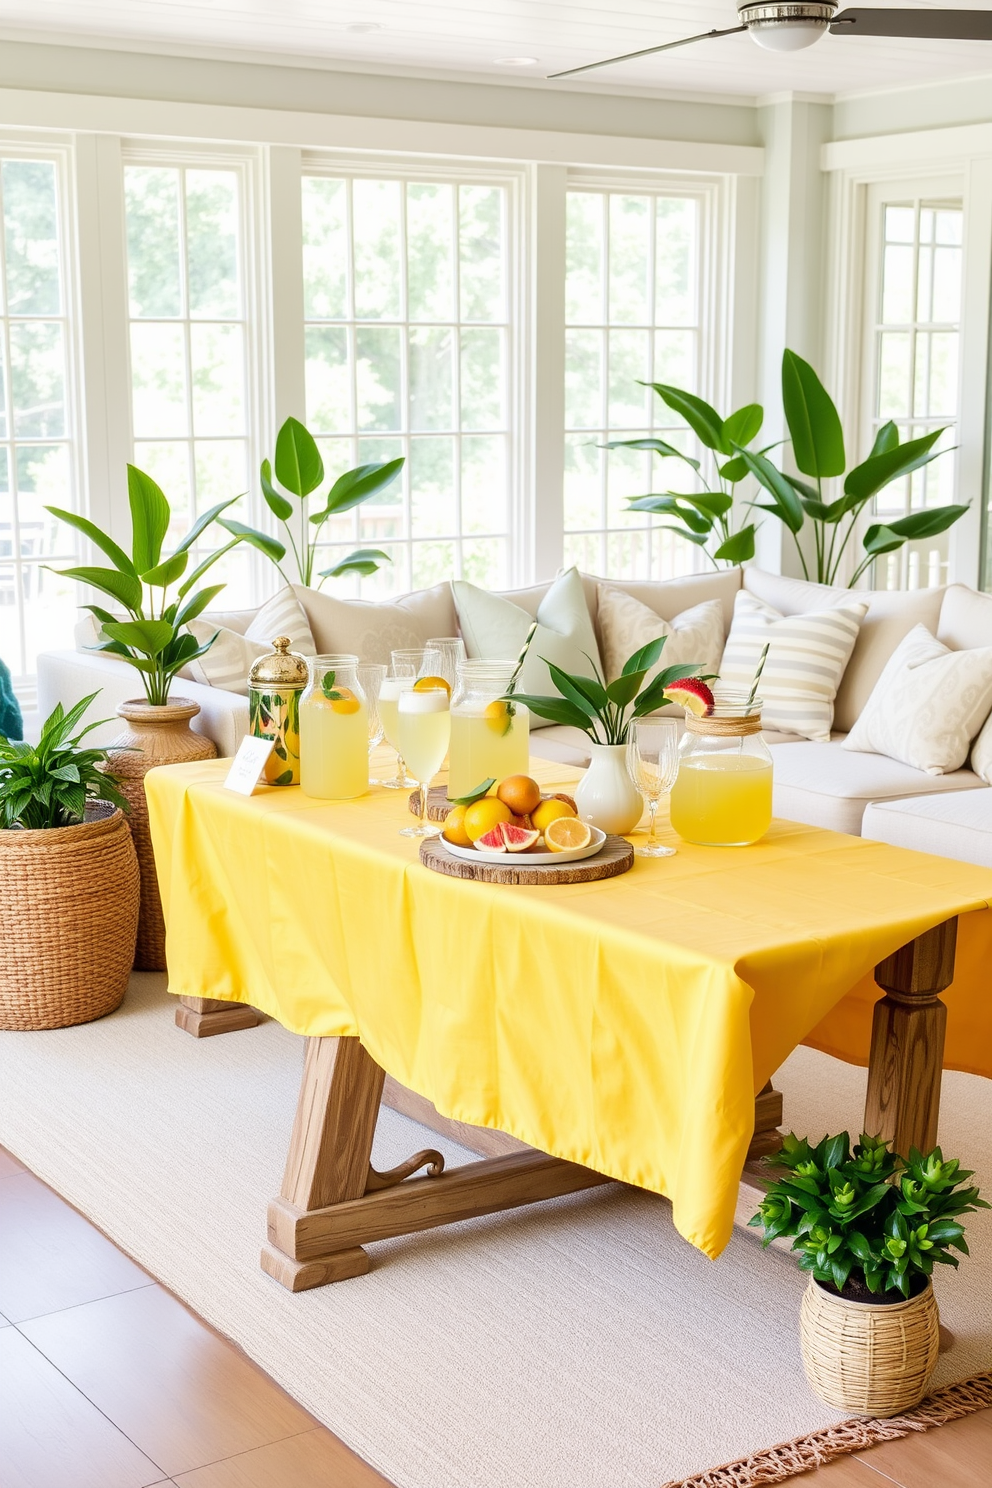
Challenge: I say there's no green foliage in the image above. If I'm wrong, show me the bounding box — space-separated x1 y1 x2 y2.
743 351 966 585
254 417 403 589
749 1131 989 1300
0 694 129 830
506 635 711 747
47 465 270 706
607 385 762 568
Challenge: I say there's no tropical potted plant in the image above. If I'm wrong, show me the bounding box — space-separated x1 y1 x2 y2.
750 1130 988 1416
47 464 270 969
0 695 139 1030
506 637 710 833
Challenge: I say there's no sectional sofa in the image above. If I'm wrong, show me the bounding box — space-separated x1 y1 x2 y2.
36 564 992 867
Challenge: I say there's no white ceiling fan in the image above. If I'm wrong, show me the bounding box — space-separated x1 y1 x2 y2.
549 3 992 77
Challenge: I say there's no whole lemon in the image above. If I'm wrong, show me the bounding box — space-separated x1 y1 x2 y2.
442 804 473 848
532 797 577 834
463 796 513 843
496 774 542 816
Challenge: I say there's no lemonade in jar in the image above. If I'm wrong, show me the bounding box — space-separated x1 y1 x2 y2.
300 655 369 800
669 690 773 847
448 660 530 799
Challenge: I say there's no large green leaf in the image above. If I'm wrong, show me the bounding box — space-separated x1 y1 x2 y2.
622 636 667 677
781 350 846 478
543 660 601 717
141 549 189 587
843 428 948 501
722 402 763 447
681 491 733 518
127 464 171 573
869 420 900 458
861 524 905 558
625 495 712 535
260 458 294 520
497 692 595 732
175 583 226 627
217 519 285 563
319 548 391 580
605 670 648 708
320 458 405 517
274 416 324 497
102 618 175 656
645 382 728 453
175 495 242 553
44 506 138 577
603 436 700 471
52 564 142 612
738 450 805 533
713 524 756 564
546 667 608 712
883 505 970 540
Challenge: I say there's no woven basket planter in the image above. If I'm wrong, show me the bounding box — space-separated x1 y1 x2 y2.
0 802 140 1030
799 1276 940 1418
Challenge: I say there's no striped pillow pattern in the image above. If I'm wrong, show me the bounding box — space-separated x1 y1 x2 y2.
719 591 867 742
187 585 316 693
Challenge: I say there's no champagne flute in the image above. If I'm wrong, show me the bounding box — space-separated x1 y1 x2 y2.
357 663 386 755
425 636 466 689
379 647 444 789
396 687 450 838
626 719 680 858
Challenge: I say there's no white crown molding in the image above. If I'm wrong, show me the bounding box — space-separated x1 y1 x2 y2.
755 90 834 107
823 119 992 171
832 64 992 106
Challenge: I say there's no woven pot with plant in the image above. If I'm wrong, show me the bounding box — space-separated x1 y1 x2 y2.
750 1131 988 1417
0 695 139 1030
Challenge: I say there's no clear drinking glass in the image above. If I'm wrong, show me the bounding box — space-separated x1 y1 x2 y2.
357 663 386 755
425 636 467 689
378 647 444 789
626 718 680 858
396 687 451 838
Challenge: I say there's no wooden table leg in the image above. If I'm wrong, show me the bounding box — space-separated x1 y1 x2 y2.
865 918 957 1158
175 996 264 1038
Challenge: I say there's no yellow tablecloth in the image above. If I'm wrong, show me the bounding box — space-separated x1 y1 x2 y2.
146 758 992 1259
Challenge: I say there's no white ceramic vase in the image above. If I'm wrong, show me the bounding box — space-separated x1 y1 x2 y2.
575 743 643 835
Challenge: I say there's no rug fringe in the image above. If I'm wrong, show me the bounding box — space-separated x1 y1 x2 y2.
662 1372 992 1487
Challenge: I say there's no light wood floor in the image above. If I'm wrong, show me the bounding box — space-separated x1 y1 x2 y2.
1 1143 988 1488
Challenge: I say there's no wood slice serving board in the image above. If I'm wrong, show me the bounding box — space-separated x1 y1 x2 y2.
419 834 634 885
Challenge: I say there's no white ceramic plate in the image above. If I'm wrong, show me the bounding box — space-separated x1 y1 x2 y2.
441 825 607 866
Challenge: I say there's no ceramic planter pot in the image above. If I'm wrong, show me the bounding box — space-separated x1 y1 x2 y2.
799 1276 939 1417
574 743 643 836
106 698 217 971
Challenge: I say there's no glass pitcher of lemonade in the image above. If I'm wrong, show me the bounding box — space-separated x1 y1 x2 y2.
300 655 369 800
669 690 773 847
448 660 530 799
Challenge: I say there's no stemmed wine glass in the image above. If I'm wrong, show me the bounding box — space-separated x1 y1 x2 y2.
626 719 680 858
377 647 443 788
396 686 451 838
357 663 386 755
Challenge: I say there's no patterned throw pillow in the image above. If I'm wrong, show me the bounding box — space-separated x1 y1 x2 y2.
719 591 866 742
187 586 316 693
844 624 992 775
596 585 724 705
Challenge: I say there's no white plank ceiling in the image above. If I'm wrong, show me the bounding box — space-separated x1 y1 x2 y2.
3 0 992 99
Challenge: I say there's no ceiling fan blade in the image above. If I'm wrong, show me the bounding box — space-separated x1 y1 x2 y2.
831 8 992 40
548 26 746 79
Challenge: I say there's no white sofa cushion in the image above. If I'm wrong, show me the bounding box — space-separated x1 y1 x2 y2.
187 585 316 693
293 581 457 663
596 586 724 694
843 624 992 775
862 789 992 867
720 590 866 742
452 567 603 724
771 739 981 836
937 583 992 651
743 568 945 733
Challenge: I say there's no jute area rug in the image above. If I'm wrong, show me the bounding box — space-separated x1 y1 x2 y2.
0 974 989 1488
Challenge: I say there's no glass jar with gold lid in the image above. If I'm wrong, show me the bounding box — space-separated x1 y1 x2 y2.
247 636 308 786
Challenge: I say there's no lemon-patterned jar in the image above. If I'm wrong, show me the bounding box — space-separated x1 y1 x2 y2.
247 637 308 786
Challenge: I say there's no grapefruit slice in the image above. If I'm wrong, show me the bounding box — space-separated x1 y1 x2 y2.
500 822 540 853
475 825 508 852
662 678 715 717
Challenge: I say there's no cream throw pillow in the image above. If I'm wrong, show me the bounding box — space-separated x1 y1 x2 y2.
187 585 316 693
596 585 724 704
719 591 866 743
452 567 602 726
843 624 992 776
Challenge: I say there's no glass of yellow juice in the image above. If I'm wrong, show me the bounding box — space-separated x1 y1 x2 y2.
448 660 530 800
378 648 444 788
669 690 773 847
299 655 370 801
396 687 451 838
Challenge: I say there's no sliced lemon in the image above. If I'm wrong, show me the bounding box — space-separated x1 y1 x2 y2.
413 675 451 696
325 686 360 715
544 816 592 853
484 698 510 734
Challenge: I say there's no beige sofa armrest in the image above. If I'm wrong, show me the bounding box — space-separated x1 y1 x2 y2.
36 650 249 756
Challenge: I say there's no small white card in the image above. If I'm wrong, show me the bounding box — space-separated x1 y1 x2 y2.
224 736 276 796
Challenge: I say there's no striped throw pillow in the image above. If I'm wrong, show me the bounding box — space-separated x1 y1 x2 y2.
719 591 866 742
187 586 316 693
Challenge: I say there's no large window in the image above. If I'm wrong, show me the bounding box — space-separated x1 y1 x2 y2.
301 170 512 596
564 186 704 580
124 162 253 604
0 155 79 692
868 193 963 590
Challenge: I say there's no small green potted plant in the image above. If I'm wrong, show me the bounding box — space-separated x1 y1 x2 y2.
0 694 139 1030
507 636 710 834
750 1130 988 1417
